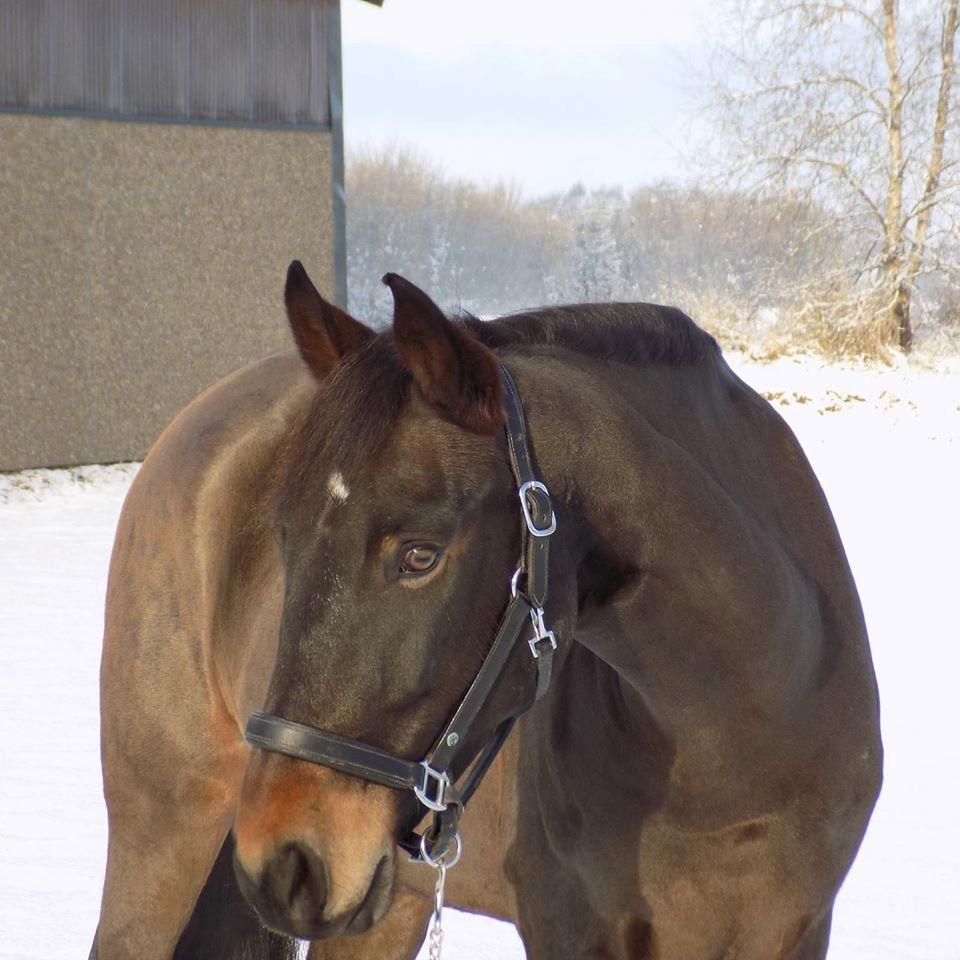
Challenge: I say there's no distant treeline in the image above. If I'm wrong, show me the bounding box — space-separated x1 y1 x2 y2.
345 146 960 357
345 147 843 343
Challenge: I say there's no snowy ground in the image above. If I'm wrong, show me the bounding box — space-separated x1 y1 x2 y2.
1 354 958 960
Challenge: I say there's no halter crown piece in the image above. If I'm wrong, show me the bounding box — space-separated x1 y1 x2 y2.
244 363 558 868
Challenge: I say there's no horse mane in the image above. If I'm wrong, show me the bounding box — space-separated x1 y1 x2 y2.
465 301 719 367
277 301 717 510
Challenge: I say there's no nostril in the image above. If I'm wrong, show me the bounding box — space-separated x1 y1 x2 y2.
280 843 309 904
343 851 395 934
267 841 327 918
369 854 390 895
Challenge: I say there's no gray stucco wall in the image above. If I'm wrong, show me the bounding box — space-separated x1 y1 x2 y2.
0 112 333 470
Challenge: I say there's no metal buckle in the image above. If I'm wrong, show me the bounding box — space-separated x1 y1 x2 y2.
518 480 557 538
414 761 451 812
528 606 557 659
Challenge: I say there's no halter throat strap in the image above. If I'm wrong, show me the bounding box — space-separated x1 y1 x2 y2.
244 362 557 862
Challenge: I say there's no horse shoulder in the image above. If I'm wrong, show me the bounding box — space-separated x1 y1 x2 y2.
101 352 315 786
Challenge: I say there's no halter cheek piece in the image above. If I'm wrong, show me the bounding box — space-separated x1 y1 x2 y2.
244 364 557 864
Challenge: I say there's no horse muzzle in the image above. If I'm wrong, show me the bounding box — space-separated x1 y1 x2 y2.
233 835 395 939
233 751 399 938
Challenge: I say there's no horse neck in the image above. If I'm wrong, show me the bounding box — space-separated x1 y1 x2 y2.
506 348 843 732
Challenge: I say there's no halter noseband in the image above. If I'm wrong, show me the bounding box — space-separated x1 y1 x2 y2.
244 364 557 864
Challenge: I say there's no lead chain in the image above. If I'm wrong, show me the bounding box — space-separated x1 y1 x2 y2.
427 861 447 960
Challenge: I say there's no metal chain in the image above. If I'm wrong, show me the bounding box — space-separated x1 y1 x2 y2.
427 860 447 960
419 827 462 959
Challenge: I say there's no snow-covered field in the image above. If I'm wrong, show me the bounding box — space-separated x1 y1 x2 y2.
1 354 958 960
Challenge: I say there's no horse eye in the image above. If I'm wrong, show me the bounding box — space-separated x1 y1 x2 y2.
399 544 440 575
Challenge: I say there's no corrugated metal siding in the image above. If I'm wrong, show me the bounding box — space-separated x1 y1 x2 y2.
0 0 330 127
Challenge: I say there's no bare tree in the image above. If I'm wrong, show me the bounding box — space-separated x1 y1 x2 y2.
702 0 960 349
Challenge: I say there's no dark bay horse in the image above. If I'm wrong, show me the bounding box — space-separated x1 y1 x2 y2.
92 263 881 959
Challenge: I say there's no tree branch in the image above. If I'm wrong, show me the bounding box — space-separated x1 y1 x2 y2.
906 0 960 280
750 152 887 228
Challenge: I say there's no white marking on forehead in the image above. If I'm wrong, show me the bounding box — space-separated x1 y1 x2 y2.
327 470 350 504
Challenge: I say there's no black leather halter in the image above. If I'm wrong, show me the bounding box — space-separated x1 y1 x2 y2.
244 365 557 863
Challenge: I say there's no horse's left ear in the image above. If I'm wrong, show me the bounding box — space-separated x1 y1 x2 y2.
383 273 504 434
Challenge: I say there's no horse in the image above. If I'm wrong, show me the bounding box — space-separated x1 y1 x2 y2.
91 262 882 960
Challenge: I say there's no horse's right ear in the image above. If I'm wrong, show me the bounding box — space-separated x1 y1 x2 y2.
284 261 374 379
384 272 504 434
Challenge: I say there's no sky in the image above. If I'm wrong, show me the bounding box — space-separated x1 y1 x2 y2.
341 0 712 196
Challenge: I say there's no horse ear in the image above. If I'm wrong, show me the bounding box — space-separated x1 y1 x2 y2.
383 273 504 434
284 261 374 379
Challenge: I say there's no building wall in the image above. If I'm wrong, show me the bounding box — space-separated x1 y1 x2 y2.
0 113 333 470
0 0 331 127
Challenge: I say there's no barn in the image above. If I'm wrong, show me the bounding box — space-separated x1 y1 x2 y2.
0 0 381 470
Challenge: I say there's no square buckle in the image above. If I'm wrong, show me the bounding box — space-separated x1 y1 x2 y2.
414 761 450 812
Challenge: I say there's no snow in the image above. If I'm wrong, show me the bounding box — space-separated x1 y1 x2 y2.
1 356 958 960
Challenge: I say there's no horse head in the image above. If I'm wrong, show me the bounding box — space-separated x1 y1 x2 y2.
233 263 558 938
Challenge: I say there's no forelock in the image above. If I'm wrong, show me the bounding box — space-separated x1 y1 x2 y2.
276 335 411 516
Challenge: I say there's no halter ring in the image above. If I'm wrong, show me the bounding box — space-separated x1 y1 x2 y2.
419 831 463 869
